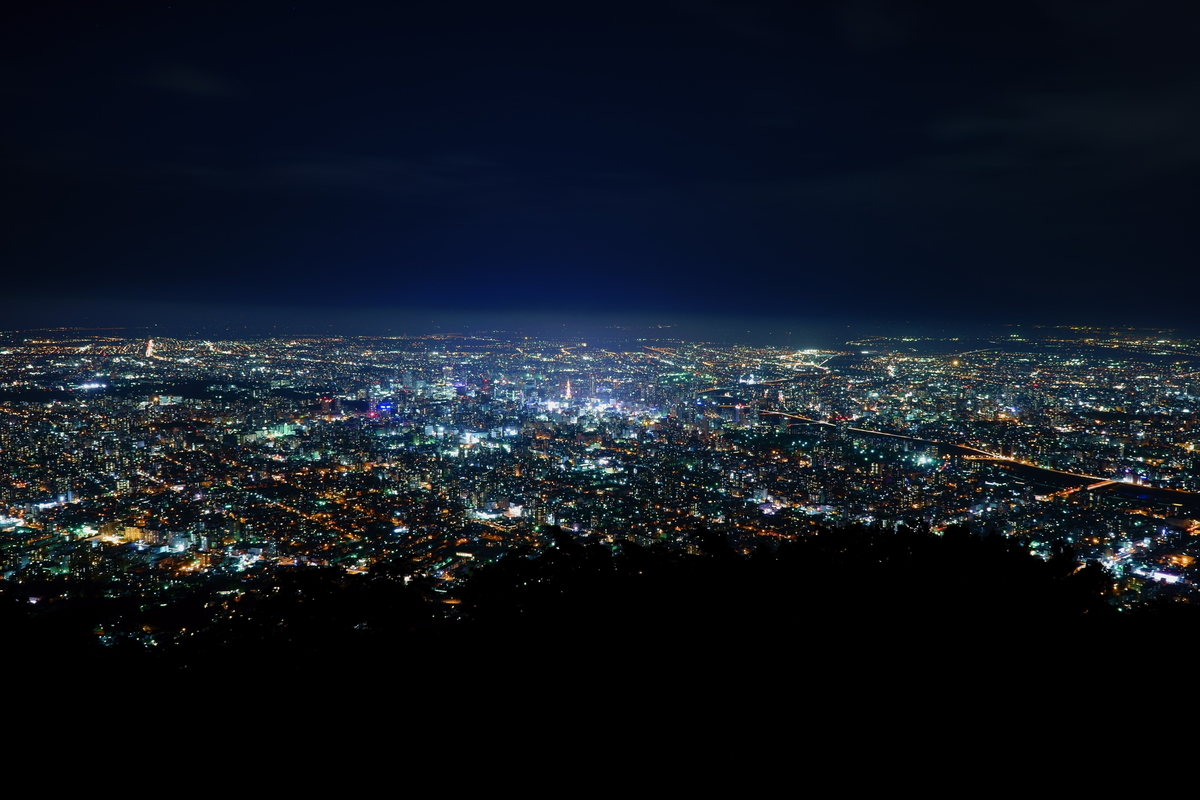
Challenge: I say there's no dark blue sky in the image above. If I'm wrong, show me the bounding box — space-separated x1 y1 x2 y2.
6 1 1200 331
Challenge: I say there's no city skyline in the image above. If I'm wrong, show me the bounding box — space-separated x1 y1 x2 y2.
2 324 1198 659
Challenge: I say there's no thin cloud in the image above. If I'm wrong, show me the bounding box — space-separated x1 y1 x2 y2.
838 0 909 52
147 65 236 97
932 88 1200 180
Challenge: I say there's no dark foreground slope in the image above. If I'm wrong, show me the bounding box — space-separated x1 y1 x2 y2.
8 523 1183 682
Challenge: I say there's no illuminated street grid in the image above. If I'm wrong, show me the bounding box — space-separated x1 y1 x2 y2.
3 326 1200 613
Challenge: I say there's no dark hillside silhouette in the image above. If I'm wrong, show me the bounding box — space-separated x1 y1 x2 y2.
4 523 1192 678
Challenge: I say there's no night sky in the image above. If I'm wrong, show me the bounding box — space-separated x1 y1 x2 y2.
6 2 1200 332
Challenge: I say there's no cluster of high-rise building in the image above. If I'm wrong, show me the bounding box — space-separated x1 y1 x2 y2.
2 324 1199 643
